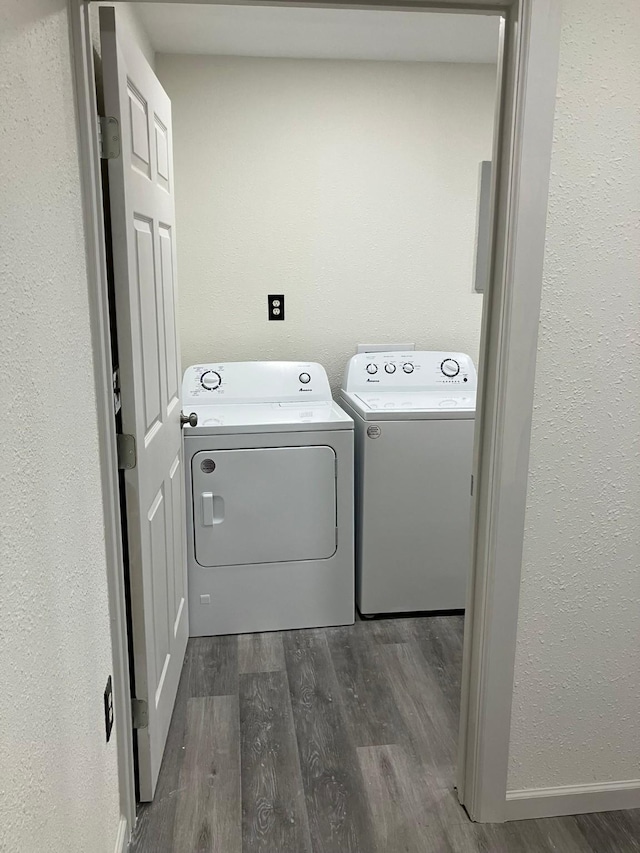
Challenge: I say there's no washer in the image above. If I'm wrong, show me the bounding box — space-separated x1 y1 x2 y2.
338 351 477 615
182 361 355 636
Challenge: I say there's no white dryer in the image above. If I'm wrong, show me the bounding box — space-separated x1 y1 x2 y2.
182 361 355 636
339 351 477 616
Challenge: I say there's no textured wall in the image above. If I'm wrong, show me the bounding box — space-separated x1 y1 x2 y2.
0 2 120 851
508 0 640 791
155 55 495 388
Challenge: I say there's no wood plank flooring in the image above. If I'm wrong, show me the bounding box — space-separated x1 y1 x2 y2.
130 615 640 852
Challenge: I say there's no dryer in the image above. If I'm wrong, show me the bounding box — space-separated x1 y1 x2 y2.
182 361 354 636
339 351 477 616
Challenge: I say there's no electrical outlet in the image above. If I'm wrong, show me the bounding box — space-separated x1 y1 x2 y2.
104 675 114 742
268 294 285 321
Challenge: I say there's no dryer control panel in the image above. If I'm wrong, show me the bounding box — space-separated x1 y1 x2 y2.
182 361 333 405
342 351 477 394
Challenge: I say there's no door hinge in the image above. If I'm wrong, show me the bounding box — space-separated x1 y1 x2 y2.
132 698 148 730
117 433 136 470
98 115 121 159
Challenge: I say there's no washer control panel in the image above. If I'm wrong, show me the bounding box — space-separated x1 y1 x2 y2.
182 361 332 405
342 351 477 393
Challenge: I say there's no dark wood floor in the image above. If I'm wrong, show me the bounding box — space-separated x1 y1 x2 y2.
130 615 640 852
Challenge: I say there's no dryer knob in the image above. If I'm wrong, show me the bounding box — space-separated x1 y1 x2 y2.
201 370 222 390
366 363 378 375
441 359 460 378
299 372 311 384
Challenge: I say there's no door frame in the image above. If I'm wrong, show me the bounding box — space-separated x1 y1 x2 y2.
69 2 137 842
68 0 561 838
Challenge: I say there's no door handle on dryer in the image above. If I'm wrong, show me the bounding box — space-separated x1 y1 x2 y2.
202 492 224 526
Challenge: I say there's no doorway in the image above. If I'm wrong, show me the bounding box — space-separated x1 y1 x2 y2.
70 0 562 842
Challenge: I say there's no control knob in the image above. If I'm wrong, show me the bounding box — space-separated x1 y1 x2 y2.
403 363 414 374
441 359 460 378
366 363 378 375
201 370 222 390
384 363 396 374
299 372 311 384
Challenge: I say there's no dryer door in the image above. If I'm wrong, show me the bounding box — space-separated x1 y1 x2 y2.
192 446 337 567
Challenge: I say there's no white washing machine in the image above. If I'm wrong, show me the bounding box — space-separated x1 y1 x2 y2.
182 361 355 636
338 351 477 616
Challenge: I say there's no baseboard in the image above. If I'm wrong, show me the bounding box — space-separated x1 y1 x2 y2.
114 816 129 853
504 779 640 821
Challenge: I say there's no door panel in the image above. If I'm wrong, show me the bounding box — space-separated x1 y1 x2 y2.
100 6 187 802
128 82 151 176
169 454 186 628
154 117 170 189
192 446 337 568
148 487 169 680
133 216 162 432
159 226 180 404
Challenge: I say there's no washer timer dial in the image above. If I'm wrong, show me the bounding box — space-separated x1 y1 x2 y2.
441 359 460 378
200 370 222 390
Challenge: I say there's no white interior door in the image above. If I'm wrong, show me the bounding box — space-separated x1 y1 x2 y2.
100 6 187 801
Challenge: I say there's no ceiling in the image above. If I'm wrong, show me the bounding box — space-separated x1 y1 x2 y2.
134 4 501 64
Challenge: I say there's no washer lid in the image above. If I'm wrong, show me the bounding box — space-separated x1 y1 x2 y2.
183 400 353 435
343 391 475 420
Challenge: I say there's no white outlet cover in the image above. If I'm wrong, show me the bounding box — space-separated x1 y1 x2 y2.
356 343 415 354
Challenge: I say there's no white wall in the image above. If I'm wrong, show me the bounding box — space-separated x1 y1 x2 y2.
0 2 120 851
155 55 496 387
508 0 640 792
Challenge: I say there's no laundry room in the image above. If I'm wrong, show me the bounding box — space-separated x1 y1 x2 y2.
89 2 504 846
94 3 499 387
